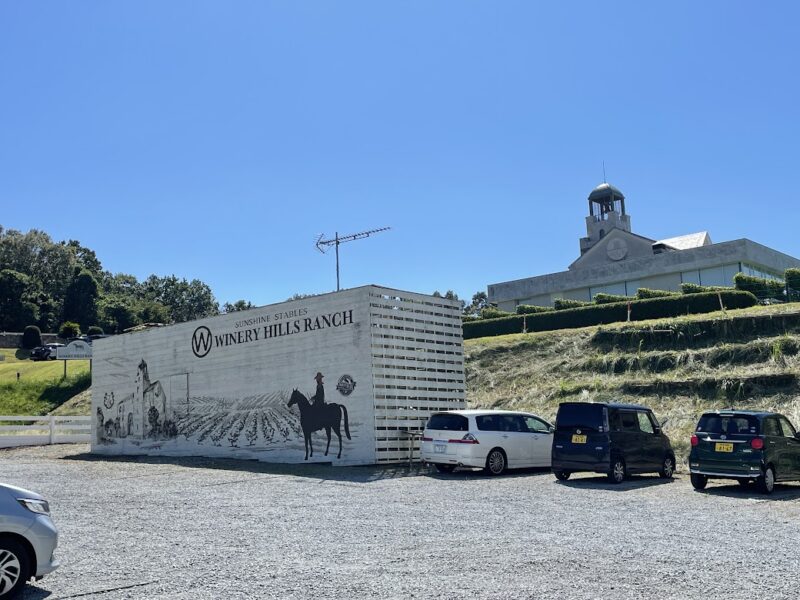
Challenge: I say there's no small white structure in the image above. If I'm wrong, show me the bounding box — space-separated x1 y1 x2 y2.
91 286 465 465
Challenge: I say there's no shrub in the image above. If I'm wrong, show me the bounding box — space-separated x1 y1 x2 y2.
635 288 678 300
554 298 592 310
480 307 512 319
59 321 81 339
680 283 733 294
87 326 104 336
463 291 758 340
22 325 42 349
733 273 785 301
462 315 479 323
515 304 554 315
786 268 800 301
593 293 630 304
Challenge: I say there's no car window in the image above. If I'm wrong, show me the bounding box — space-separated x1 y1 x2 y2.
619 411 639 433
763 417 782 437
476 415 524 432
556 403 605 430
524 416 550 433
637 412 655 434
505 415 526 432
426 413 468 431
696 414 758 435
778 416 797 438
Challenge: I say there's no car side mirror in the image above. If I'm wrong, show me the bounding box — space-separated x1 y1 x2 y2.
548 425 555 433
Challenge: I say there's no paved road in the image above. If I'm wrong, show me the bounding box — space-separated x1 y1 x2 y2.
3 444 800 599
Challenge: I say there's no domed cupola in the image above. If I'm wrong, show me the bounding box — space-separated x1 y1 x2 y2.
579 182 632 255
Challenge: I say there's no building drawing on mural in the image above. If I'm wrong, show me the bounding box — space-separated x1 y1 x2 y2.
488 182 800 311
91 286 466 465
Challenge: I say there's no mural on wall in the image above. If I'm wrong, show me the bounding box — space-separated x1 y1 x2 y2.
287 372 351 460
96 360 358 460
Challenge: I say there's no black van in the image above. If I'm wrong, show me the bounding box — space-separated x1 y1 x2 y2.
551 402 675 483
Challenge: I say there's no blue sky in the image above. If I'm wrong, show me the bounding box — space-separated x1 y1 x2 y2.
2 1 798 306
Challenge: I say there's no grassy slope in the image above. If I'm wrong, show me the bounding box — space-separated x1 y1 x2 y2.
465 304 800 461
0 348 91 415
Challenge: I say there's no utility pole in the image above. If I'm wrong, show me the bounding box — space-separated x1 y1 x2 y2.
316 227 390 291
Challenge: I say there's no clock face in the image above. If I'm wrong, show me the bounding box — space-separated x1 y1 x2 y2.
606 238 628 261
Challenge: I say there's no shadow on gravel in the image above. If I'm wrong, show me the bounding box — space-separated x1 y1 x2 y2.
695 482 800 501
426 466 553 480
61 452 430 483
555 474 676 492
18 586 51 599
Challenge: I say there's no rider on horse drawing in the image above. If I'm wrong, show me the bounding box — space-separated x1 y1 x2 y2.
312 372 325 409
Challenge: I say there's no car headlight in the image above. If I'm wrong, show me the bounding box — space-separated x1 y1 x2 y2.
18 498 51 516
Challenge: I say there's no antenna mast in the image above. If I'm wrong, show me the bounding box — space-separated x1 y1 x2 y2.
315 227 391 291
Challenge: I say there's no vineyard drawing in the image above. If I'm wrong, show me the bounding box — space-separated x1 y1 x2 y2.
96 359 361 460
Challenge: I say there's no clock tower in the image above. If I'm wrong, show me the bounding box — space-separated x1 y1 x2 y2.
579 182 631 256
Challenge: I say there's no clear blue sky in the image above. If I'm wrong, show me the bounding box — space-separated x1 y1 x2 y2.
2 1 798 306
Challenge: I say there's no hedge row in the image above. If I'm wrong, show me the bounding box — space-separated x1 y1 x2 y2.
680 283 733 294
635 288 678 299
515 304 554 315
480 307 512 319
463 291 758 340
787 268 800 291
554 298 592 310
593 293 630 304
733 273 785 300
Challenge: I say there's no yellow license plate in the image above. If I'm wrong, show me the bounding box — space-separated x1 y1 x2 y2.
572 434 587 444
715 442 734 453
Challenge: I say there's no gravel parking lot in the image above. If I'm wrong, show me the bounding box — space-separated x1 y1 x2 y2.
3 444 800 599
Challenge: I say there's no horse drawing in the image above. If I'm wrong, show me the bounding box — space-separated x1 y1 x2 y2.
287 389 351 460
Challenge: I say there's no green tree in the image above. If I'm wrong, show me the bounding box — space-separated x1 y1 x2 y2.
22 325 42 349
59 321 81 339
98 297 140 334
223 300 255 313
462 291 488 317
0 269 39 331
64 240 103 276
143 275 219 323
63 269 100 331
137 300 170 324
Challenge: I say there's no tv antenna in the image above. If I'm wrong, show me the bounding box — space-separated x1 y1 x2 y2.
315 227 390 291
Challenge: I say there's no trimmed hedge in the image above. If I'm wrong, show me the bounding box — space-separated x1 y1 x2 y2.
681 282 733 294
593 293 630 304
554 298 592 310
515 304 554 315
786 268 800 301
463 291 758 340
635 288 678 300
734 273 784 300
22 325 42 349
480 307 513 319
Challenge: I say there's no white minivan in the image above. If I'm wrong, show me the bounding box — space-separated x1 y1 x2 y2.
420 410 554 475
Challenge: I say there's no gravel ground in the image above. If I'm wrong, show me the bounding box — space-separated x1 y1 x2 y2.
3 444 800 600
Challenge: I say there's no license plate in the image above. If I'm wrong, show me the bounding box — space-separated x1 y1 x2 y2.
572 434 587 444
715 442 734 453
434 443 447 454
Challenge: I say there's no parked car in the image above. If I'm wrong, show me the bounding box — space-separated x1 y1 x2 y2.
688 410 800 494
420 409 554 475
0 483 59 597
551 402 675 484
28 344 63 361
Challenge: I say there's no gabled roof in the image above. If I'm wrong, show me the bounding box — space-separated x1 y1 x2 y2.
569 228 656 270
654 231 712 250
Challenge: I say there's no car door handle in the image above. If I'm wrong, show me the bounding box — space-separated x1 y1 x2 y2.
501 434 509 439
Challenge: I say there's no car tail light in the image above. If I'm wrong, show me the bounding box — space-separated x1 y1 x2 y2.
751 437 764 450
690 435 699 447
421 436 433 442
449 433 479 444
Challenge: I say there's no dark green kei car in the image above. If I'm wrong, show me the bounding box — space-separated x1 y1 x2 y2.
689 410 800 494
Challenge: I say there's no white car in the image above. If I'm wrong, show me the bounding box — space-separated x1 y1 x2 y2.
421 410 554 475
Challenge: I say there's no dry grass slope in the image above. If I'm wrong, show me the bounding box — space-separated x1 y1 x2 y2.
465 305 800 461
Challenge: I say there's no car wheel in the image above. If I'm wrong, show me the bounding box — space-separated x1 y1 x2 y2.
434 464 455 474
690 473 708 490
757 466 775 495
553 470 571 481
608 457 625 484
484 449 506 476
659 455 675 479
0 538 29 598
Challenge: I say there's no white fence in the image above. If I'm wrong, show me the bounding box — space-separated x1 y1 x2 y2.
0 416 92 448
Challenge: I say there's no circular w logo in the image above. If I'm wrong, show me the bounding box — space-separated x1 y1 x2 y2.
191 326 213 358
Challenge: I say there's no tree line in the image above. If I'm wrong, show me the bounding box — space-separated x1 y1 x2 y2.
0 227 252 335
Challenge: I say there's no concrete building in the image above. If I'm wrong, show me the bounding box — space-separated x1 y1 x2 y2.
489 183 800 311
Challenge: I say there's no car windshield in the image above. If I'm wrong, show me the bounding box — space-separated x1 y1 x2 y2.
696 414 759 435
426 413 468 431
556 404 605 430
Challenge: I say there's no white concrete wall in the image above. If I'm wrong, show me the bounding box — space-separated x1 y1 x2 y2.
92 287 376 465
